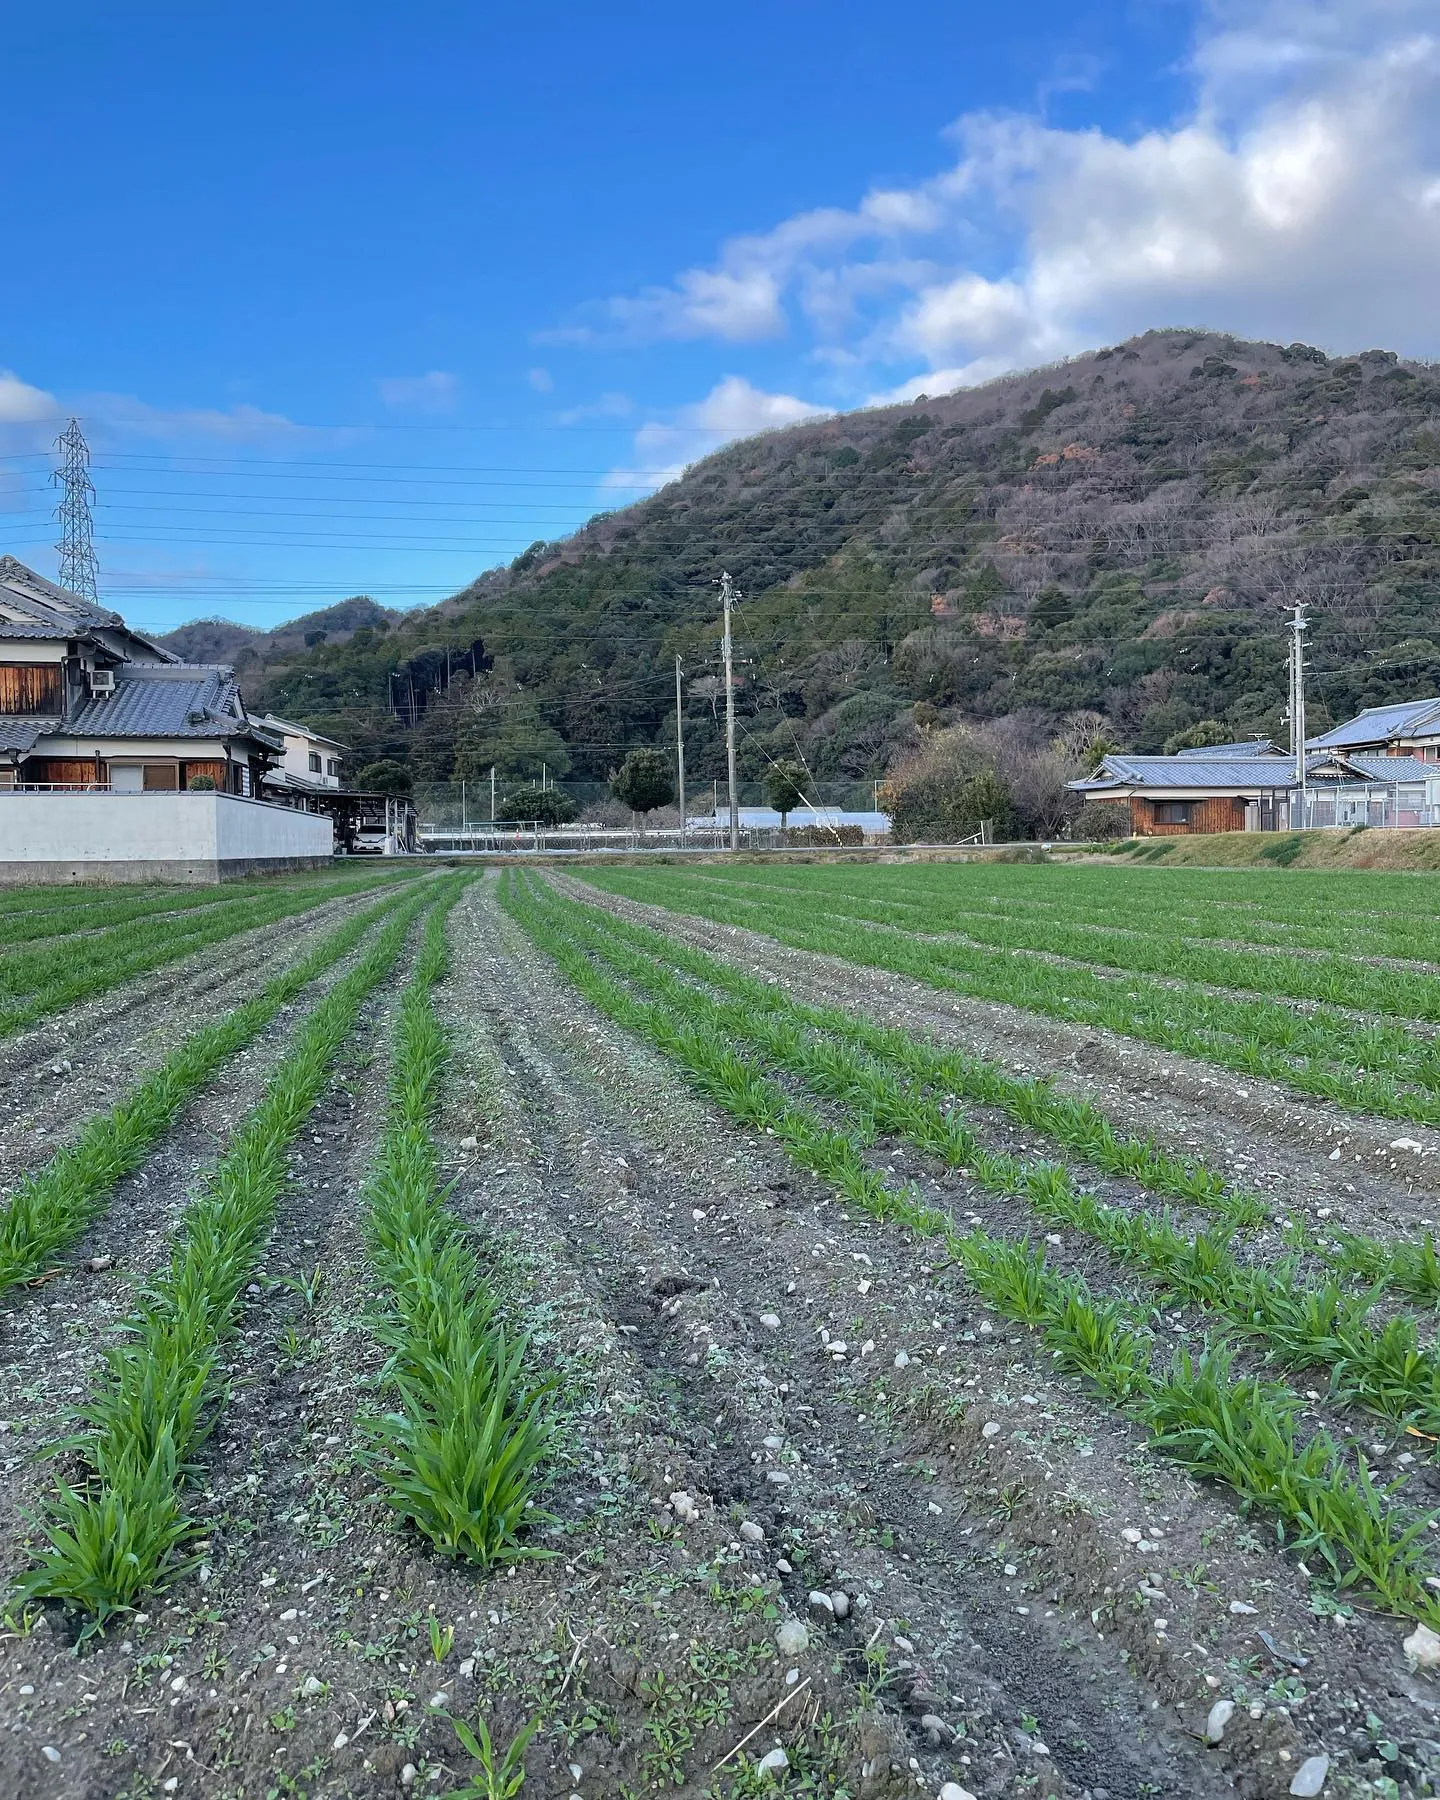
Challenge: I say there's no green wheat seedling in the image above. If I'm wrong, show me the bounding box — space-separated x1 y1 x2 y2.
0 887 416 1297
500 872 1440 1623
11 887 443 1625
359 893 555 1566
444 1711 538 1800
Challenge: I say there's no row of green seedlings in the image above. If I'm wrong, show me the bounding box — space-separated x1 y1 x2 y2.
775 875 1440 1022
554 884 1257 1221
0 868 398 1002
12 882 455 1626
549 884 1440 1301
587 868 1440 1126
701 860 1440 977
0 866 426 1038
538 886 1440 1440
700 858 1440 967
0 884 240 950
0 881 429 1297
615 867 1440 1097
357 895 555 1564
501 874 1440 1624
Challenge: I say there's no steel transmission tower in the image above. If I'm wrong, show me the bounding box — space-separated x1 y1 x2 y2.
52 419 100 603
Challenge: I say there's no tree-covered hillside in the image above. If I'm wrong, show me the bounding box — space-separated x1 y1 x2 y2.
230 328 1440 802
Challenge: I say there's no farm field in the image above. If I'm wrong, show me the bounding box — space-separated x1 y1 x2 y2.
5 863 1440 1799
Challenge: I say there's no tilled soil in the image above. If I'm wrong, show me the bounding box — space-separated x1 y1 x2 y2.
0 882 397 1194
0 914 410 1573
5 878 1440 1798
555 874 1440 1248
0 893 917 1800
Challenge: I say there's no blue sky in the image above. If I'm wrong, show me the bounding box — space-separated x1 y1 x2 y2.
1 0 1436 632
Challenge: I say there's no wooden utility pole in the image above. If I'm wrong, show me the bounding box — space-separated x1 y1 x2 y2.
675 654 687 846
720 571 740 851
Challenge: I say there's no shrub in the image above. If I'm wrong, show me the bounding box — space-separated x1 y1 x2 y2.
785 824 865 846
610 748 674 820
1072 801 1129 841
186 775 217 791
496 785 577 826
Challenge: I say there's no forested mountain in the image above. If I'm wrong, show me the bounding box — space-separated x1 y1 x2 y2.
156 596 400 675
220 328 1440 804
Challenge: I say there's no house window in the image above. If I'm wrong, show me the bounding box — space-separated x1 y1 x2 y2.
326 757 339 778
308 751 322 773
142 764 179 792
1153 801 1192 824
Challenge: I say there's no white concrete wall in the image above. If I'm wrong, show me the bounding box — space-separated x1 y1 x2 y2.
0 792 332 880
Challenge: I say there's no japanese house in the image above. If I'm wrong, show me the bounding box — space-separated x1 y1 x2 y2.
1071 739 1440 835
0 558 282 793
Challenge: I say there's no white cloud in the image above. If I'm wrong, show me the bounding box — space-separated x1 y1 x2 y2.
0 371 57 425
608 377 828 492
555 1 1440 399
527 366 554 392
377 370 459 412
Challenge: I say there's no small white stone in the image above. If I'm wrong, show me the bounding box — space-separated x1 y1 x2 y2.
808 1590 835 1616
1229 1600 1259 1615
1289 1753 1330 1797
41 1747 61 1764
776 1620 808 1657
759 1313 781 1329
938 1786 977 1800
429 1690 448 1710
740 1521 765 1542
757 1747 789 1775
1205 1699 1235 1743
981 1421 1001 1439
830 1590 850 1619
893 1350 910 1368
302 1676 325 1697
669 1490 700 1524
1121 1528 1143 1544
400 1764 418 1788
692 1208 707 1221
333 1733 349 1750
1405 1622 1440 1670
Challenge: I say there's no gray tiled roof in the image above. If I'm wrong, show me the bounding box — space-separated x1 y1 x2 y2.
1333 753 1433 781
1091 754 1296 788
0 557 179 662
1308 698 1440 749
0 556 128 633
65 668 256 739
1173 738 1278 759
0 718 44 755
